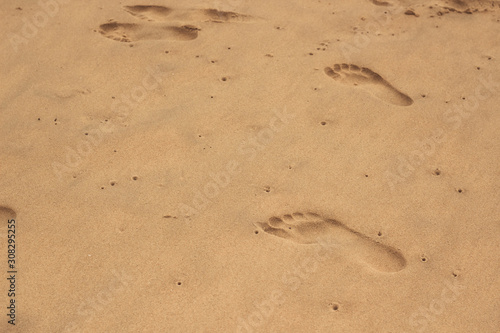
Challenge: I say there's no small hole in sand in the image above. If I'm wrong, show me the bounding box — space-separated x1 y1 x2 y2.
132 176 138 181
476 67 480 70
37 118 40 121
177 282 182 286
457 188 463 193
309 53 314 55
365 174 369 177
84 133 88 136
221 77 227 81
110 181 116 186
165 50 169 54
433 169 441 176
254 230 259 234
378 231 382 236
330 303 339 311
321 121 326 126
101 187 105 190
421 257 427 262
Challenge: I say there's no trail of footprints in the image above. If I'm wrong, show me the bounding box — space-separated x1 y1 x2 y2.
324 63 414 106
100 6 414 275
99 5 253 43
256 212 407 273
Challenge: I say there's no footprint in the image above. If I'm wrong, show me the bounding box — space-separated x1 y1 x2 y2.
201 8 253 22
370 0 395 6
123 5 253 23
437 0 500 12
123 5 173 21
256 212 407 273
324 64 413 106
98 22 199 42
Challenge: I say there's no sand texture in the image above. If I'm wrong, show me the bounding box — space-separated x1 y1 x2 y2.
1 0 499 332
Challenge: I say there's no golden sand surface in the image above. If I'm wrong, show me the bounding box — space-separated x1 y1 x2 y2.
0 0 499 332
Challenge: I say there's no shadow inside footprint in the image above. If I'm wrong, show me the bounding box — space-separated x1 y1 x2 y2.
256 212 407 273
99 22 199 42
324 63 413 106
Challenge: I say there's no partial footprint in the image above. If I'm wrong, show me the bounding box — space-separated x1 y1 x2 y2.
123 5 173 21
370 0 395 6
324 64 413 106
0 206 16 239
123 5 253 23
98 22 199 42
436 0 500 13
256 212 407 273
201 8 253 22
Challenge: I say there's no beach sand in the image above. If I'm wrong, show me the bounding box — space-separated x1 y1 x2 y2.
0 0 499 332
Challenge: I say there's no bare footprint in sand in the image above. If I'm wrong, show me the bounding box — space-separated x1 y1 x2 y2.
256 212 406 273
369 0 396 6
98 22 199 42
123 5 253 23
324 64 413 106
123 5 173 21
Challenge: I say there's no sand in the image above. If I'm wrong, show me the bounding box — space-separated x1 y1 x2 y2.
1 0 499 332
